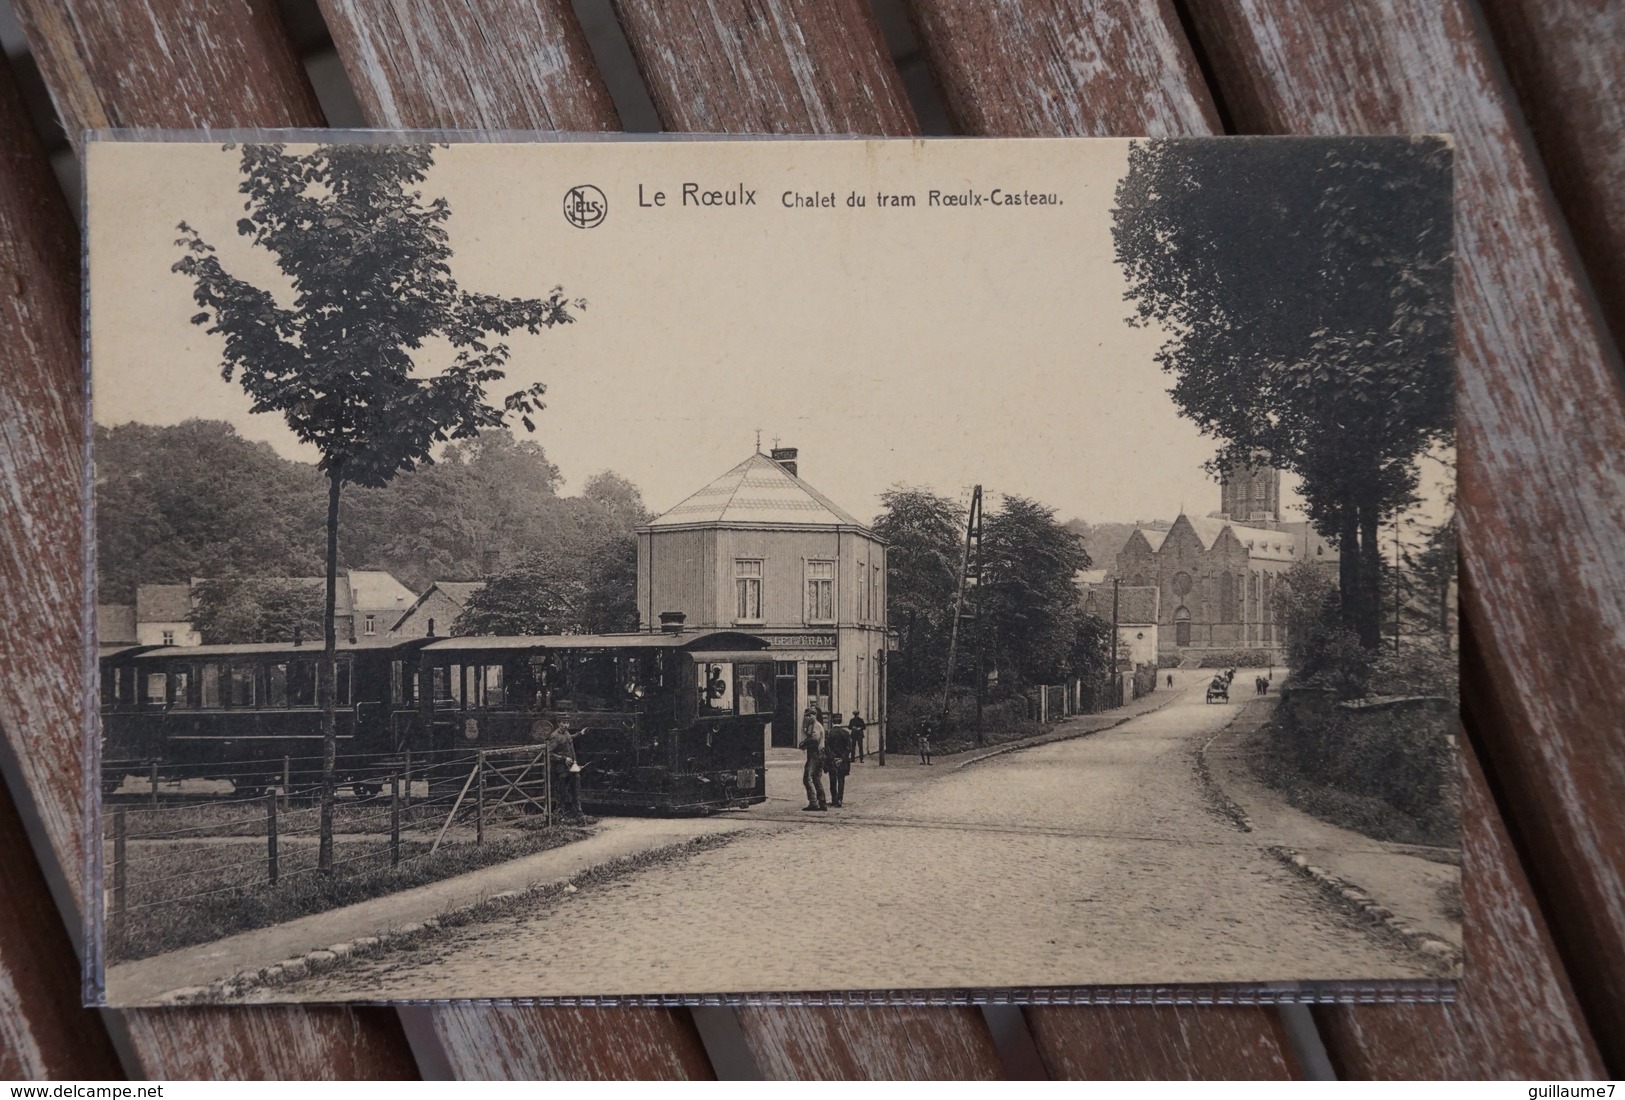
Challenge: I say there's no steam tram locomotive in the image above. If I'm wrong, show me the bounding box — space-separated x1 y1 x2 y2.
99 628 775 814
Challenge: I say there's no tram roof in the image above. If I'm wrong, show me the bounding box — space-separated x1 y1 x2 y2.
420 629 771 653
112 636 426 661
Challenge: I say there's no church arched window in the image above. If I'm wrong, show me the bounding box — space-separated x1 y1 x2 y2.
1220 572 1237 622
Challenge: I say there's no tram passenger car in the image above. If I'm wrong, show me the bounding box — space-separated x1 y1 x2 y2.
99 629 774 813
395 630 774 812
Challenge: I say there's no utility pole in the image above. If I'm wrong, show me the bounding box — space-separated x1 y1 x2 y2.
877 647 887 767
941 485 984 741
1394 514 1403 654
1110 577 1121 706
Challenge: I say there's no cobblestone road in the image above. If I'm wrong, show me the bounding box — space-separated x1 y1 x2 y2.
270 678 1422 999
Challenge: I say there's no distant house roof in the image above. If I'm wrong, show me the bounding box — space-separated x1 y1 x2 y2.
1075 568 1108 588
98 604 137 645
644 453 871 532
348 570 416 613
390 581 485 634
135 584 192 623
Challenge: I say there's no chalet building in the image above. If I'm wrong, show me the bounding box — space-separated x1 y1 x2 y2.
390 581 484 637
1113 463 1337 663
636 447 887 748
134 584 200 647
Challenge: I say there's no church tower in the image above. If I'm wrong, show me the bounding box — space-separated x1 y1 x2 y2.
1219 459 1282 526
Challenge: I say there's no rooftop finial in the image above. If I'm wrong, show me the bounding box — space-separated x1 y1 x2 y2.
754 428 762 453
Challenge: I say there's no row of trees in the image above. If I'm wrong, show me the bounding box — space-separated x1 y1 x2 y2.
97 419 648 641
1114 136 1455 651
875 486 1113 700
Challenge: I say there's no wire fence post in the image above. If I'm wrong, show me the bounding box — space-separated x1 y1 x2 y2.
403 750 413 818
545 746 552 827
266 788 278 886
282 755 291 809
475 750 485 846
112 807 127 927
390 771 401 867
148 760 159 808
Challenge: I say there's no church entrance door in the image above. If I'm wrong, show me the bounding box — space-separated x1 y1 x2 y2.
1174 608 1192 647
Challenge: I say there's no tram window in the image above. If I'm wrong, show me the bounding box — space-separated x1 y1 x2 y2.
336 661 352 707
144 672 168 705
481 665 504 707
170 669 192 709
734 662 773 715
698 662 734 713
268 663 289 707
200 664 221 708
227 666 255 707
288 661 316 707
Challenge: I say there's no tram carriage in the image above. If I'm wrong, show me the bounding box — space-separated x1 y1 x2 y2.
99 629 774 814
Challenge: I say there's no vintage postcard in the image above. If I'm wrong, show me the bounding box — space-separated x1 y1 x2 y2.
86 134 1458 1004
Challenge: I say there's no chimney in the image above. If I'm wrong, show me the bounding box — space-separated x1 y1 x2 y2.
659 610 687 635
770 446 798 477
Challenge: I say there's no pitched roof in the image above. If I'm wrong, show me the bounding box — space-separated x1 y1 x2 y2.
645 453 870 531
433 581 484 605
98 604 137 644
1116 585 1160 624
348 570 415 612
1180 515 1298 562
135 584 192 623
1136 527 1169 552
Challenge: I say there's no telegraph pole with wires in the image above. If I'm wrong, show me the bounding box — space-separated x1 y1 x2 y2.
941 485 985 746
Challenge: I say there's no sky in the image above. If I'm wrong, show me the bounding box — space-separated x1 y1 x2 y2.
86 137 1447 531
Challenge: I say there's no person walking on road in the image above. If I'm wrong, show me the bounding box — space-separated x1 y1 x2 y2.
1166 673 1174 689
918 719 934 765
825 717 853 807
848 710 867 762
799 706 827 811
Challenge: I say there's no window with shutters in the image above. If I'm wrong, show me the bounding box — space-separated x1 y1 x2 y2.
735 559 763 622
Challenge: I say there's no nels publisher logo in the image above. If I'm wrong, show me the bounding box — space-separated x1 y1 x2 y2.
564 184 607 229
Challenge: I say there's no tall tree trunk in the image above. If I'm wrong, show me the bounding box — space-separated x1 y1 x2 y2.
318 468 341 873
1357 497 1383 650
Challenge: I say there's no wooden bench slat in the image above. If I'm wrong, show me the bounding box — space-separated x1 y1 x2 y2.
316 0 620 131
735 1006 1003 1080
611 0 918 134
5 2 422 1081
902 1 1298 1075
1182 0 1625 1071
0 770 123 1078
400 1006 716 1080
1027 1006 1300 1079
1477 0 1625 352
11 0 322 143
904 0 1222 137
1313 741 1603 1078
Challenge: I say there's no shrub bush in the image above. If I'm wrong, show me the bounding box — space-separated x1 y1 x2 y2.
1196 649 1274 668
884 689 1044 755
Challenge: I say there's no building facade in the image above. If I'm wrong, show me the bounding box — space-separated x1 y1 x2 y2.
636 448 887 748
390 580 483 637
1113 463 1337 663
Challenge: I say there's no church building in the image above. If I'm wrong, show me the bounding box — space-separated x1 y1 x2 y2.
636 448 888 748
1113 463 1337 663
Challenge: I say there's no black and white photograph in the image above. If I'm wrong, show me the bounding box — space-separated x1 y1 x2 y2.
86 134 1458 1004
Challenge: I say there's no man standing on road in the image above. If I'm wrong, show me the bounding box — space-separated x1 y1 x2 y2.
1166 673 1173 689
799 707 827 811
918 719 934 765
825 716 853 807
848 710 867 762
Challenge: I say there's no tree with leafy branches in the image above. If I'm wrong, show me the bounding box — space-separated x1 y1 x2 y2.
173 143 582 871
1113 136 1453 648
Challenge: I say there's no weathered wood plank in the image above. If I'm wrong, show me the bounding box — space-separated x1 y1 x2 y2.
905 0 1221 137
1477 0 1625 352
1183 0 1625 1070
611 0 919 134
316 0 619 131
1027 1005 1299 1079
736 1006 1003 1080
419 1006 714 1080
0 761 122 1079
10 0 322 142
6 2 422 1082
1314 737 1603 1078
903 1 1298 1076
